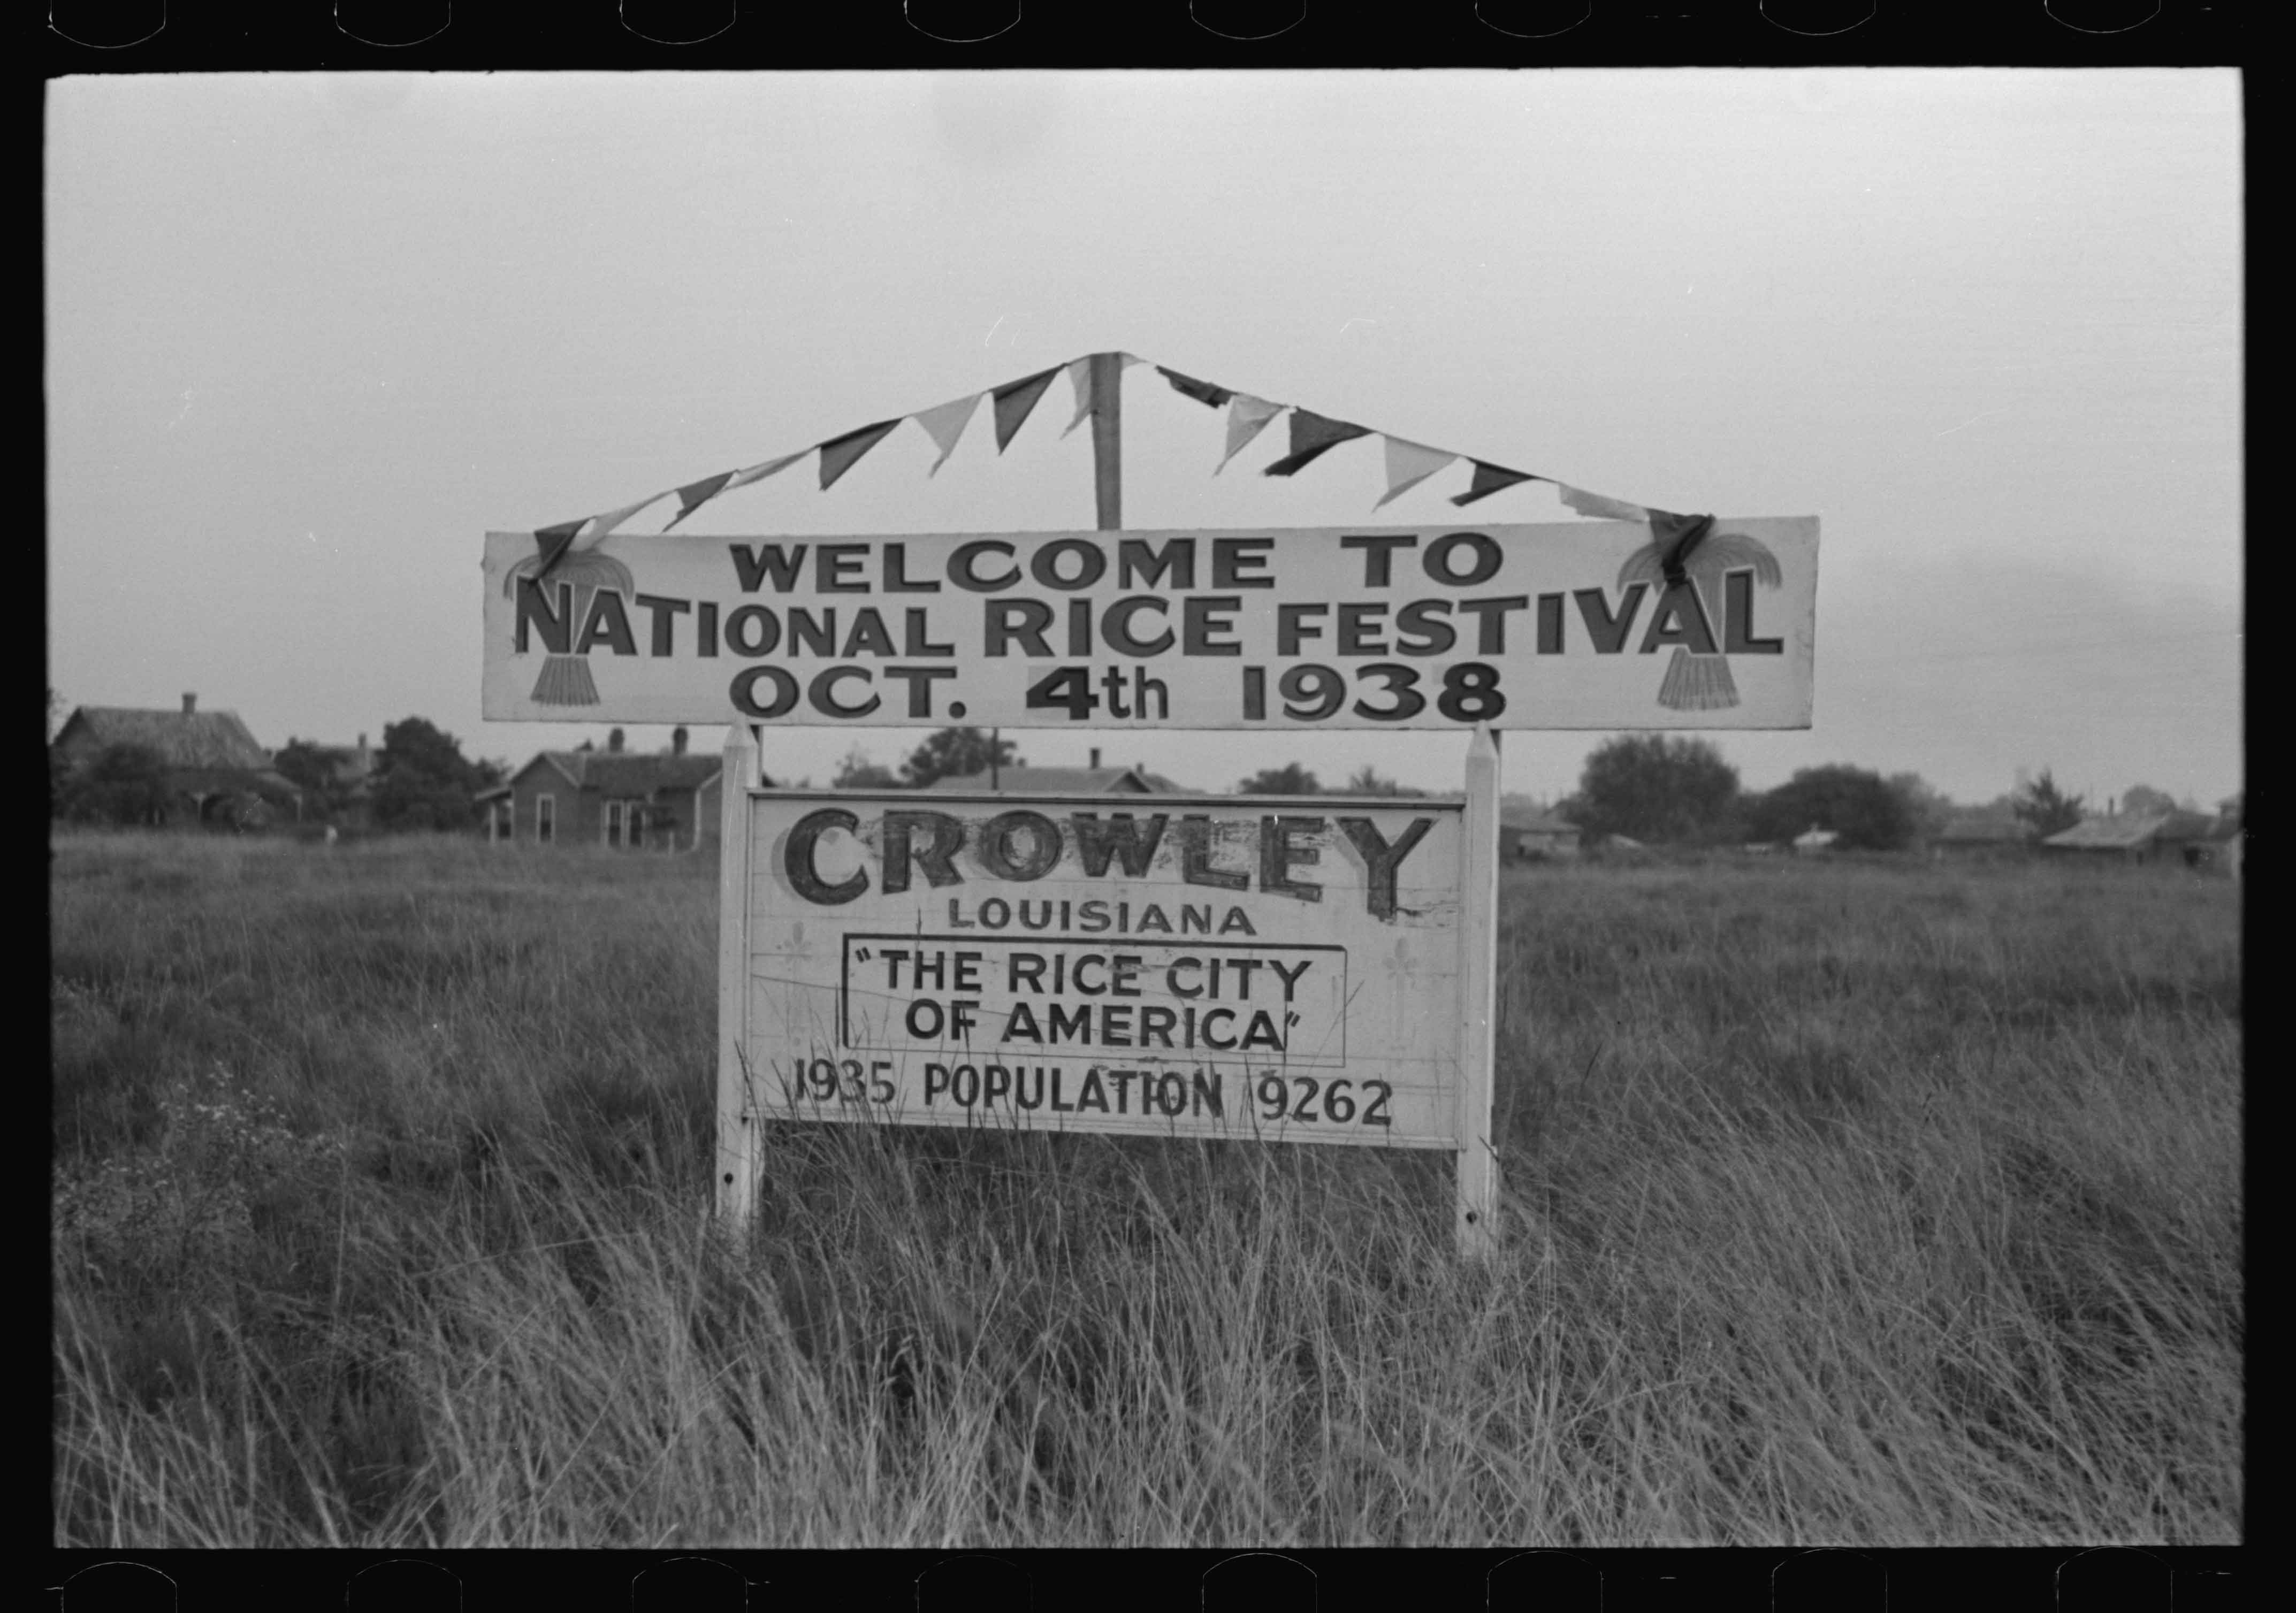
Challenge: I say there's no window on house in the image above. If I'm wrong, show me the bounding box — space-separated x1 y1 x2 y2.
490 799 512 842
605 799 648 850
536 793 555 844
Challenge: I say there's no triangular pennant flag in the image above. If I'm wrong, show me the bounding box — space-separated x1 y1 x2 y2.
1450 461 1539 508
1263 408 1372 477
1372 437 1459 509
723 449 808 492
911 392 983 475
990 365 1063 452
532 519 584 580
662 472 737 532
818 419 902 490
1559 484 1650 523
1647 509 1717 588
565 490 674 546
1059 357 1095 437
1159 366 1234 409
1215 394 1284 473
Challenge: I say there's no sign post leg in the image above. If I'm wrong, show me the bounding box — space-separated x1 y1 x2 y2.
1458 724 1503 1262
715 724 760 1229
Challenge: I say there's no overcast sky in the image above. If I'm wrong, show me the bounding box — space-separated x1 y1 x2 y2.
47 70 2241 808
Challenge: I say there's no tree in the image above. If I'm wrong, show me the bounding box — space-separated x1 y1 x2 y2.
1335 763 1421 797
371 717 490 832
1886 772 1956 843
57 742 171 827
1239 762 1321 795
832 746 904 790
2120 784 2177 817
1749 765 1916 851
901 727 1020 789
1563 734 1740 844
2012 768 2085 838
273 738 349 819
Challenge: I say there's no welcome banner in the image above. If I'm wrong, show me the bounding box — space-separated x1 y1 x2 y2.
482 517 1818 730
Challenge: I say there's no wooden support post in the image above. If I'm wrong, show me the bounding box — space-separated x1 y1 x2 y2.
715 724 760 1229
1457 724 1504 1262
1089 351 1122 532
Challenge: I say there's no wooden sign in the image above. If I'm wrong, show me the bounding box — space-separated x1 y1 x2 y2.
483 519 1818 731
715 728 1504 1252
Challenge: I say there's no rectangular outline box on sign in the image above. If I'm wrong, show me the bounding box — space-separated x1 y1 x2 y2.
837 933 1353 1067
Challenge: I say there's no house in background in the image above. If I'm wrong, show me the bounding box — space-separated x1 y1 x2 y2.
2039 809 2223 868
1791 826 1841 854
921 748 1183 795
50 693 301 828
2207 817 2244 880
1499 806 1582 861
1932 812 2038 861
485 726 746 851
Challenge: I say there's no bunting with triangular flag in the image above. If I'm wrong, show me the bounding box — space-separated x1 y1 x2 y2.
1647 509 1715 589
1216 394 1285 473
818 419 902 490
531 518 586 580
1160 366 1234 409
663 473 736 531
912 392 983 475
1450 461 1540 508
1374 437 1459 509
575 489 676 544
1059 357 1095 437
723 449 808 492
1264 409 1372 477
1559 484 1650 523
517 350 1668 540
990 365 1063 452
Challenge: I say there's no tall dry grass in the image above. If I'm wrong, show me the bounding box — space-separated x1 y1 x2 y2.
50 830 2240 1546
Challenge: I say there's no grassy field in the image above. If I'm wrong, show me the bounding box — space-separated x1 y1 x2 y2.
50 829 2241 1547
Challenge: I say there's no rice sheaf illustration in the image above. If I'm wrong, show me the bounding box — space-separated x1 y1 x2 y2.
504 546 636 707
1616 525 1782 712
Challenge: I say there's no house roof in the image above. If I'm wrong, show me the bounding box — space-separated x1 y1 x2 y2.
1500 807 1581 835
510 749 727 796
2156 810 2224 842
56 706 271 771
922 764 1179 794
2043 811 2187 850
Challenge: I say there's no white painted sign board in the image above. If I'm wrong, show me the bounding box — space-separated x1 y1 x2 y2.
715 733 1505 1250
483 519 1817 731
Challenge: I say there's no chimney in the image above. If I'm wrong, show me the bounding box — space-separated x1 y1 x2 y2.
608 728 625 753
672 726 688 756
356 732 367 753
181 692 196 715
1089 747 1102 770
